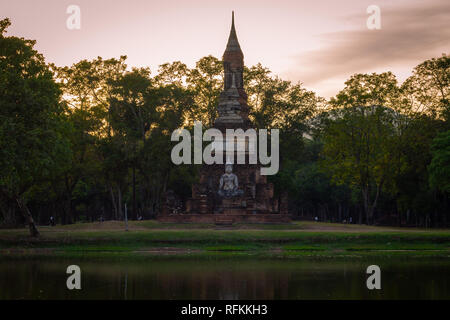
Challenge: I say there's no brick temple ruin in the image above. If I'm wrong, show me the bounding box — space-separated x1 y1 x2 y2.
159 12 289 224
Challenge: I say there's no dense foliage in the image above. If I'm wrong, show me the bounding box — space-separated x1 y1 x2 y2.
0 19 448 233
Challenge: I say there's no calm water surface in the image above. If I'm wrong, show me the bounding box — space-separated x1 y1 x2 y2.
0 257 449 299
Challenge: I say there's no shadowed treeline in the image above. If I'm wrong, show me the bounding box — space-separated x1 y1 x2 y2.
0 18 449 234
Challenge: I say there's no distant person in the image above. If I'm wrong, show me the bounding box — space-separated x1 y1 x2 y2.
99 215 104 223
138 215 143 221
49 216 55 226
314 216 318 222
349 217 353 224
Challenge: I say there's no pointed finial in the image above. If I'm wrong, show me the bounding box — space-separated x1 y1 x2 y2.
225 11 242 53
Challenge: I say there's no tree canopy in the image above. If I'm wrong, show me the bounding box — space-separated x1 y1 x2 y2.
0 18 448 234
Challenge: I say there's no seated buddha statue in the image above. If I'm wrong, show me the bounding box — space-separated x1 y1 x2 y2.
218 164 244 198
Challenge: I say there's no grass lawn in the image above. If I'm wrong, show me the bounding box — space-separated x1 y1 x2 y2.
0 220 449 259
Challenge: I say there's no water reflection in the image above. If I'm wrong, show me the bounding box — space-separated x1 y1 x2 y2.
0 257 448 299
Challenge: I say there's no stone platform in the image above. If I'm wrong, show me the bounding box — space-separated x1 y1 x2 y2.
157 214 291 224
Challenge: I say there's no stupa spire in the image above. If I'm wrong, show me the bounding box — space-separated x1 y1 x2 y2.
216 11 249 127
224 11 243 55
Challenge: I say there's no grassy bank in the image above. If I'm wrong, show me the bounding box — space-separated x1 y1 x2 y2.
0 221 449 259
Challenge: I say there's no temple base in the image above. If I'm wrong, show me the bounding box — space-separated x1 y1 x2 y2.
157 214 291 224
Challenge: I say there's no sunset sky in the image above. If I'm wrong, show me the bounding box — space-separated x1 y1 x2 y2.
1 0 449 98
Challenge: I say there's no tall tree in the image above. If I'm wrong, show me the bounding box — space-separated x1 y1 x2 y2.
321 73 404 224
54 56 127 224
0 18 70 235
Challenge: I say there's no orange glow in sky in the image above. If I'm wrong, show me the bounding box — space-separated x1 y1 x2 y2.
1 0 448 98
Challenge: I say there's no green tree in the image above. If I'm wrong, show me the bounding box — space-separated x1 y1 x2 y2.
330 72 402 110
429 130 450 193
320 106 400 224
187 56 223 127
321 73 404 224
109 67 194 218
0 18 70 235
389 114 442 226
154 61 189 87
54 56 127 223
402 54 449 118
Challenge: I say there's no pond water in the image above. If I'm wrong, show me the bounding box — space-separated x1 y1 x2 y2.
0 257 449 299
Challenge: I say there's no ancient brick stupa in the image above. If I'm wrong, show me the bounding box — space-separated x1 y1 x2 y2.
160 12 289 224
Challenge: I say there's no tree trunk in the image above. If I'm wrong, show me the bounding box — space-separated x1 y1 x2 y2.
110 185 118 220
16 197 39 237
132 165 137 220
64 194 73 225
358 205 362 224
118 187 123 220
361 185 381 225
